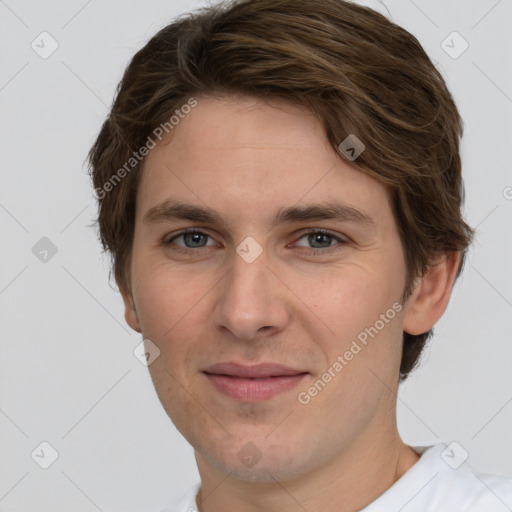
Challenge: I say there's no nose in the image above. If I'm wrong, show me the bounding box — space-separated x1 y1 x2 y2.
213 246 290 342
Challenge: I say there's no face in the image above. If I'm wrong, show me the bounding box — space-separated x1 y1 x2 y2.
123 95 415 482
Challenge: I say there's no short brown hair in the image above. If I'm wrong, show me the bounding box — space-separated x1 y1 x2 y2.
88 0 475 381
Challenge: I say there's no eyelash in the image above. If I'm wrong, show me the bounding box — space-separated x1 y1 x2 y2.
163 228 348 256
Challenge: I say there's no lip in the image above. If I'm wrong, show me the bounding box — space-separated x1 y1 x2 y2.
203 362 309 402
203 362 307 378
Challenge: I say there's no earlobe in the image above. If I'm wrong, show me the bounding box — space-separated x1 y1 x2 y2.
119 283 142 333
402 251 460 336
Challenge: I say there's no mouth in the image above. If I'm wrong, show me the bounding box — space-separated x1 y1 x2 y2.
202 362 309 401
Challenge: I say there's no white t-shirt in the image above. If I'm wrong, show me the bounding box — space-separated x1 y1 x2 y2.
159 443 512 511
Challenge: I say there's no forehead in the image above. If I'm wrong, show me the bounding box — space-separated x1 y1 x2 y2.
158 94 324 155
136 95 391 227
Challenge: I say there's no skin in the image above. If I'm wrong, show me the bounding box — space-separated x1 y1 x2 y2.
120 95 460 512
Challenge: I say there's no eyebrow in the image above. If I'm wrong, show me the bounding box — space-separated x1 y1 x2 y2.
143 199 376 230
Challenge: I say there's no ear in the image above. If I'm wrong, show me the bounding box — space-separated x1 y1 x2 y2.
402 251 461 335
119 280 142 334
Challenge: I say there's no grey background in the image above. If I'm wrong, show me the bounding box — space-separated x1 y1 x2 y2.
1 0 511 510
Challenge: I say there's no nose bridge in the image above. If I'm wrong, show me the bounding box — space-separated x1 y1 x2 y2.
214 242 286 341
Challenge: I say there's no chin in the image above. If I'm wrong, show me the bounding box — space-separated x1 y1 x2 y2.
196 435 314 483
207 455 307 483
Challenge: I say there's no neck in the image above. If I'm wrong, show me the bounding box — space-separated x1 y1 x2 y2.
194 424 420 512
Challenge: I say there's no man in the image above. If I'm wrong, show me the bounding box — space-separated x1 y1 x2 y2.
88 0 512 510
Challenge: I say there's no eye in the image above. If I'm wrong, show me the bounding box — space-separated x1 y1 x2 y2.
164 229 217 250
293 229 347 252
163 228 348 255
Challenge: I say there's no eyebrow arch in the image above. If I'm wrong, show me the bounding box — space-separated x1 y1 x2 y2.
143 199 376 229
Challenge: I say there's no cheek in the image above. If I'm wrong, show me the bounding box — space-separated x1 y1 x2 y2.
132 258 211 336
131 260 219 399
134 266 204 409
291 264 404 345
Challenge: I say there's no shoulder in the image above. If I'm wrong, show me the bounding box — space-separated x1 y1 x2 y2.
427 463 512 511
364 443 512 511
